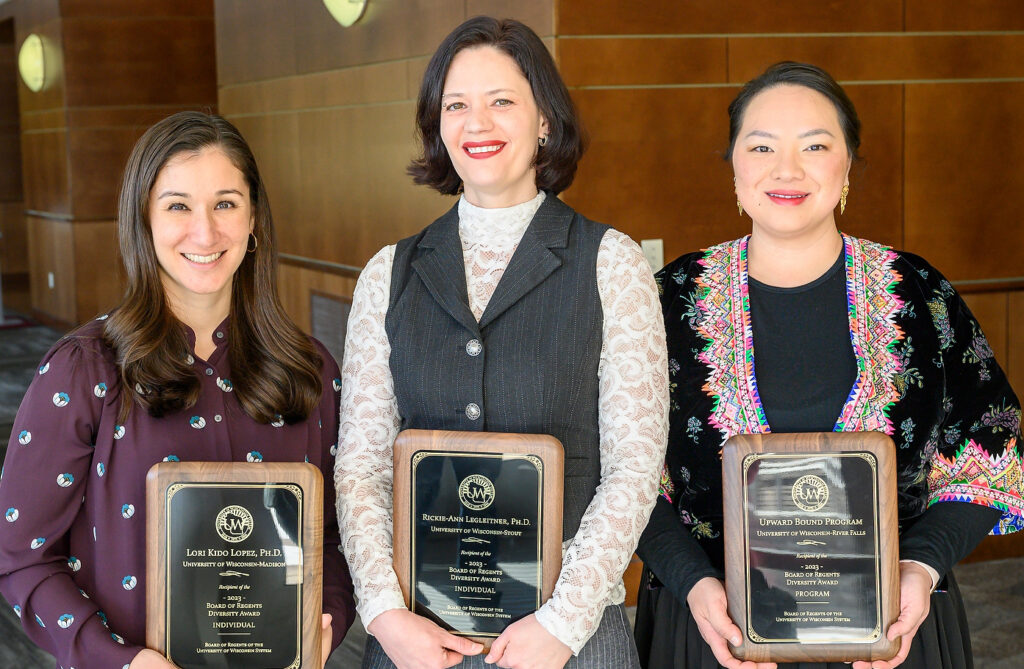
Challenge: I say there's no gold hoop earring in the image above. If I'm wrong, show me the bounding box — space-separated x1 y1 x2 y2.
840 184 849 215
538 135 548 147
247 232 258 253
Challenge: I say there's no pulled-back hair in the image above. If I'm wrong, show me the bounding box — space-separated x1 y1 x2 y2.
408 16 585 195
104 111 322 423
726 61 861 161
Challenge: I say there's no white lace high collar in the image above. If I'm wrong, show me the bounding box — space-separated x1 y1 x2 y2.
457 191 546 249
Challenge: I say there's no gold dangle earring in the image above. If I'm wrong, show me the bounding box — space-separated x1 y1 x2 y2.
734 177 743 216
840 184 849 215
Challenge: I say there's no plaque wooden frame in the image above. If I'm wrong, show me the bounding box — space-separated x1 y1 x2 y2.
393 429 564 649
723 432 900 663
146 462 323 668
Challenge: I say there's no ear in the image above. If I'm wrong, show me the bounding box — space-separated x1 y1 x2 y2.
539 114 550 140
249 214 255 234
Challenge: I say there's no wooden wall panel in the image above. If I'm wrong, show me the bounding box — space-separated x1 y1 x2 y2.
72 220 121 319
292 104 451 266
1010 292 1024 395
467 0 554 36
59 0 213 18
27 214 75 322
563 87 739 262
0 21 22 201
558 37 726 87
904 83 1024 282
557 0 901 35
0 202 28 274
62 16 216 107
21 129 69 216
278 264 358 334
214 0 297 84
66 125 141 220
728 34 1024 83
905 0 1024 31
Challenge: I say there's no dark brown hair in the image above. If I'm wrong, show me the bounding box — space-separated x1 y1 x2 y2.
104 111 322 423
408 16 585 195
725 61 861 161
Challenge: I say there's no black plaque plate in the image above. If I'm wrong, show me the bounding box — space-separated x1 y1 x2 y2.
411 451 542 636
165 483 304 668
723 432 899 663
743 453 880 644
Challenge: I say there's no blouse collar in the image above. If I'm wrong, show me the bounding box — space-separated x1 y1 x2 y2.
457 191 546 249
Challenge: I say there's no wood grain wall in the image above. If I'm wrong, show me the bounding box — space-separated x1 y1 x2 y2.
1 0 217 325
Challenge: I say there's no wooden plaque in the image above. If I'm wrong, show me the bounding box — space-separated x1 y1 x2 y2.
146 462 323 668
723 432 900 663
393 429 564 649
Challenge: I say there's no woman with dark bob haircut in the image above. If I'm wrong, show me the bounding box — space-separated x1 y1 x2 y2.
336 16 668 669
634 62 1022 669
0 111 355 669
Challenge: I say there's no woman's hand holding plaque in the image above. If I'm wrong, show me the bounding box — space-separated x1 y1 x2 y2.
368 607 484 669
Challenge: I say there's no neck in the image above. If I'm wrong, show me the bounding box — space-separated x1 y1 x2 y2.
166 293 230 360
747 223 843 288
462 185 539 209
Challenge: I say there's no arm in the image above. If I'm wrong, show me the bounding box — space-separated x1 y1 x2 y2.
636 497 721 604
314 344 355 653
0 337 141 669
333 246 407 627
531 229 670 653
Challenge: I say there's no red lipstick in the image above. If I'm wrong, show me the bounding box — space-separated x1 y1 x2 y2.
462 140 506 159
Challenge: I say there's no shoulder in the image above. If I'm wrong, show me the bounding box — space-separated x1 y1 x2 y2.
42 317 117 372
656 247 720 300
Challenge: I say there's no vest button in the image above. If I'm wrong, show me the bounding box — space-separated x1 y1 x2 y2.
465 403 481 420
465 339 482 357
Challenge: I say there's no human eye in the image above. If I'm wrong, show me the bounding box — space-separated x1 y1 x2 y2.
214 200 237 210
167 202 189 211
805 143 827 152
750 145 772 153
443 101 466 112
493 98 513 107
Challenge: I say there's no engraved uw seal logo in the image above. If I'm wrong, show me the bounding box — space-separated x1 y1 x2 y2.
458 474 496 511
791 474 829 512
215 505 254 543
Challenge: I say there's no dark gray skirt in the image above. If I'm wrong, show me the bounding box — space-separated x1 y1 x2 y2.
362 604 640 669
634 569 972 669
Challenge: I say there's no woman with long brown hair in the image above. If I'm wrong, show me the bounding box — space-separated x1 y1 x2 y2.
0 111 354 668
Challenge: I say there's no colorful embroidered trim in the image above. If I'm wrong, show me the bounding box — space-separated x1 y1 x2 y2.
833 235 905 434
693 235 904 439
657 463 675 503
928 438 1024 534
694 238 769 438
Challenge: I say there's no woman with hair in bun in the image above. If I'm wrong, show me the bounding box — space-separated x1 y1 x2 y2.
634 61 1022 669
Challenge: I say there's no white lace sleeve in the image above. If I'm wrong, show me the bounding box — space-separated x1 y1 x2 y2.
333 245 407 629
533 229 670 653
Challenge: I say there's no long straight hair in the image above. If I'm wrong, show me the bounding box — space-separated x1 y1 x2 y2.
105 111 322 423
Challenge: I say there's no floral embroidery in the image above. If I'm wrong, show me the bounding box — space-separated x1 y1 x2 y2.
962 322 995 382
971 401 1022 436
900 418 916 449
694 235 904 438
686 416 703 443
927 297 954 350
928 438 1024 534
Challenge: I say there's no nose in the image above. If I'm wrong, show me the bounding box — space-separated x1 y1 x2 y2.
770 148 805 181
189 206 218 247
464 104 493 134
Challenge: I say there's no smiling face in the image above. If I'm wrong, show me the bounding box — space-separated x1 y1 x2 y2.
148 146 253 317
439 45 549 208
732 84 852 240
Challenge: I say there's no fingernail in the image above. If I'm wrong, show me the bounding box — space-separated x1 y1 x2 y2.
731 637 741 645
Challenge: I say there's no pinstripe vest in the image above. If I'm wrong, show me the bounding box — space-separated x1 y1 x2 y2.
386 195 608 539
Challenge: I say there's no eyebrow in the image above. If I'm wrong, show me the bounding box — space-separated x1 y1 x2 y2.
156 189 244 199
743 129 835 140
441 88 516 100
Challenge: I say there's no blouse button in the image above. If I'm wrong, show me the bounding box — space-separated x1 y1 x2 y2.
465 339 482 357
465 403 481 420
214 414 222 423
216 331 224 339
205 368 214 376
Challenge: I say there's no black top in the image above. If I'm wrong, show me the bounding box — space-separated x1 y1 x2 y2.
748 251 857 432
639 249 1002 605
